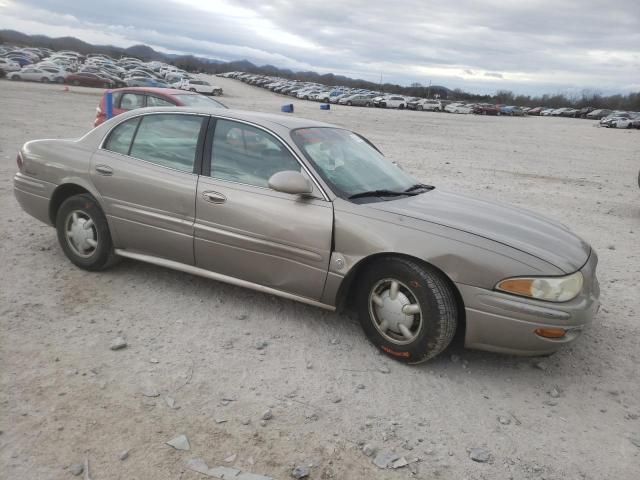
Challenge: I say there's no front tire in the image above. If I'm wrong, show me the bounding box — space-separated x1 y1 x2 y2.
356 257 458 364
56 194 117 271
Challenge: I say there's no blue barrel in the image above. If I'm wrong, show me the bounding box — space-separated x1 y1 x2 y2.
320 104 330 110
281 104 294 113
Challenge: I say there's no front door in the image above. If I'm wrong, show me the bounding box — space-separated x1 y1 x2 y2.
91 113 207 264
194 118 333 300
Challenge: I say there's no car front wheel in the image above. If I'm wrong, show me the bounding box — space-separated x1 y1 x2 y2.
56 194 117 271
356 257 458 364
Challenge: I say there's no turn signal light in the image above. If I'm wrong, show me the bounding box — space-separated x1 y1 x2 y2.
534 328 566 339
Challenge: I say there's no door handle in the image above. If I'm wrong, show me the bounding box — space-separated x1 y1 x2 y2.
202 191 226 204
95 164 113 176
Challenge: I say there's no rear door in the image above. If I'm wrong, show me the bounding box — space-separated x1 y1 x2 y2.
194 118 333 300
91 112 207 264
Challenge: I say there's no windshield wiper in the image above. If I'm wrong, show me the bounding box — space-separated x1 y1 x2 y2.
404 183 434 193
348 189 411 200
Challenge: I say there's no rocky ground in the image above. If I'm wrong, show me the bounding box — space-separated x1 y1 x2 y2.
0 77 638 480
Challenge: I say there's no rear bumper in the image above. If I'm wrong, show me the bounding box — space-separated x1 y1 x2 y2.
458 251 600 356
14 173 54 226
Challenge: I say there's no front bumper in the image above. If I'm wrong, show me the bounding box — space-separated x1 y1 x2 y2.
458 251 600 356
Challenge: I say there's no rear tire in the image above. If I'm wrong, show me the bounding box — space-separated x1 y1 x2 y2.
41 77 50 83
347 101 352 106
356 257 458 364
56 194 118 271
11 75 20 81
417 105 423 111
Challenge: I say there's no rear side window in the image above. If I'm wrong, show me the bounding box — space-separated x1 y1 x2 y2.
129 114 204 172
147 96 174 107
119 93 145 110
103 117 140 155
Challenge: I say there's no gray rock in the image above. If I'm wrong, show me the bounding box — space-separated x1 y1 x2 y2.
241 418 251 425
378 366 391 374
118 450 130 461
533 361 548 371
224 453 237 463
261 409 273 420
450 354 460 363
260 420 268 427
110 337 127 350
306 361 313 369
255 341 269 350
165 396 176 409
373 451 400 468
209 466 241 478
150 358 159 364
630 435 640 448
332 396 342 404
362 444 376 457
548 387 561 398
391 457 408 469
469 447 490 463
292 465 310 478
498 416 511 425
142 388 160 398
166 434 190 451
70 463 84 476
185 458 210 475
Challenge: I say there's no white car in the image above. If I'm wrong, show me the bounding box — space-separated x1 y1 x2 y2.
0 58 21 72
8 67 58 83
445 103 473 114
413 99 442 111
380 95 408 109
181 79 223 96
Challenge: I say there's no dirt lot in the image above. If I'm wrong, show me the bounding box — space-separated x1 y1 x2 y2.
0 76 639 480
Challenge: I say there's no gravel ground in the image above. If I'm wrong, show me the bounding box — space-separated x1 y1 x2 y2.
0 77 638 480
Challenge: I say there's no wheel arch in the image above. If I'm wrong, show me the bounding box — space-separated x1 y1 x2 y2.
49 180 104 225
335 252 466 339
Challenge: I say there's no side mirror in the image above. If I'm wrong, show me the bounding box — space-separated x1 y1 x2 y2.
268 171 313 195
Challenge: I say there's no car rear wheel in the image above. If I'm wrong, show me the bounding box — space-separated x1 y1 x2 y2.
189 88 196 92
56 194 118 271
356 257 458 364
347 101 352 106
11 75 20 81
399 104 405 110
417 105 423 111
41 77 50 83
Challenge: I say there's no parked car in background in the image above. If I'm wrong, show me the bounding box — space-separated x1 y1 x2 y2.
125 77 170 88
8 67 58 83
65 72 114 88
180 79 223 96
587 109 612 120
338 94 375 107
500 106 525 116
94 87 227 126
445 103 473 114
527 107 544 115
408 99 443 111
379 96 408 109
473 104 500 115
0 58 21 73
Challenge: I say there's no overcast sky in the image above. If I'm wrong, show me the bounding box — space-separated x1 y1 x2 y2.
1 0 638 95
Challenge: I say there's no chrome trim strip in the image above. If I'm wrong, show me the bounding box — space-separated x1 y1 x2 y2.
114 249 336 311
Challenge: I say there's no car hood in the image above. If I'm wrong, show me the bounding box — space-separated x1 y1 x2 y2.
367 189 590 273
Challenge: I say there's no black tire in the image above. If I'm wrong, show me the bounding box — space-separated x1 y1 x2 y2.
73 80 80 86
41 77 50 83
11 75 20 81
366 102 372 107
189 88 196 92
399 104 405 110
417 105 423 111
56 194 118 271
356 257 458 364
347 101 352 106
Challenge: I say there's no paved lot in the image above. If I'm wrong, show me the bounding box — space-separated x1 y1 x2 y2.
0 77 638 479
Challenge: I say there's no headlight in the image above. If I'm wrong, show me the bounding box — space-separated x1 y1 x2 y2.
496 271 583 303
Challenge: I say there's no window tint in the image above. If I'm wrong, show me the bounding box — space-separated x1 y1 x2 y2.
119 93 145 110
104 117 140 155
146 96 174 107
211 120 300 188
129 114 203 172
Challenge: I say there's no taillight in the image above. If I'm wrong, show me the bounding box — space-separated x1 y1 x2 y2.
16 151 23 171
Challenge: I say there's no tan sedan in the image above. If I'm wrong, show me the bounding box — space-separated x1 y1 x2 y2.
13 107 600 363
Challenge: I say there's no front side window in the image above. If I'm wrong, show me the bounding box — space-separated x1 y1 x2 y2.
211 120 300 188
103 117 140 155
119 93 145 110
291 128 417 200
128 114 204 172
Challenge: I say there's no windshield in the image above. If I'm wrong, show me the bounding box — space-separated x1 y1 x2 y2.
173 94 227 108
291 127 419 200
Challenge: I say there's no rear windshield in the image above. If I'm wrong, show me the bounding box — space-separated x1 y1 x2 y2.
173 94 227 109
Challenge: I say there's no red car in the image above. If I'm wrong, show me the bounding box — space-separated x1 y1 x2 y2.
65 72 115 88
473 104 500 115
94 87 227 126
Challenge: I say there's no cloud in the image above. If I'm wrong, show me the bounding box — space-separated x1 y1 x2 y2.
1 0 638 94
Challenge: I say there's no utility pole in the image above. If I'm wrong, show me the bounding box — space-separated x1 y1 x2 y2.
427 80 431 98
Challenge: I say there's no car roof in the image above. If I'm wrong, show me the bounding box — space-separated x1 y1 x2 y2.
107 87 196 95
118 106 336 130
